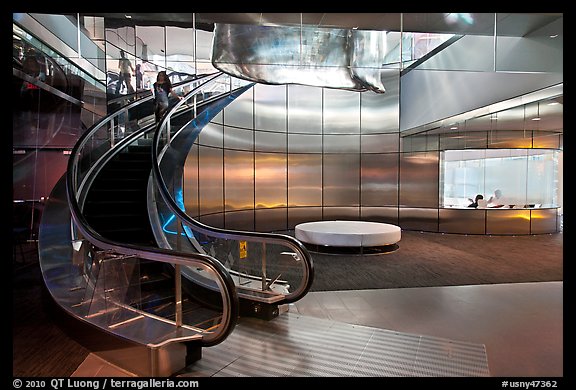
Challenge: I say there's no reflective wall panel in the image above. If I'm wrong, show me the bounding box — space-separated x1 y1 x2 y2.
399 152 439 207
255 153 287 209
360 207 399 224
439 209 486 234
323 135 360 153
183 144 199 218
288 134 322 153
224 150 254 211
323 154 360 206
323 88 360 134
323 207 361 221
530 209 558 234
224 126 253 151
288 207 323 228
486 209 531 235
198 213 224 229
361 153 399 206
255 131 286 153
255 208 288 232
198 122 223 148
198 146 223 215
361 133 399 154
287 85 322 134
254 84 287 132
225 210 255 231
223 87 253 129
360 72 400 134
399 208 439 232
288 154 322 207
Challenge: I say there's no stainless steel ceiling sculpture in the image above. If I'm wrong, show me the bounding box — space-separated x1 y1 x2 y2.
211 23 387 93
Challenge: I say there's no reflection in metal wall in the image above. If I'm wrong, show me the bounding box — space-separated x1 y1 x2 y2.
361 153 399 206
287 85 322 134
223 86 253 129
224 210 254 231
212 24 387 93
439 209 486 234
399 152 439 207
486 209 530 235
323 88 360 134
255 208 288 233
254 84 287 132
361 71 400 134
224 150 254 211
361 133 399 154
255 153 287 209
530 209 558 234
288 134 322 153
399 208 439 232
288 154 322 207
255 131 286 153
323 207 360 221
288 207 323 228
323 154 360 206
183 144 199 218
198 146 223 215
361 207 399 224
224 126 253 151
323 135 360 153
197 122 223 148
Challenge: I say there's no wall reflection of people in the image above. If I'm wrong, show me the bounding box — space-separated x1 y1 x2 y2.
468 194 484 208
115 49 135 95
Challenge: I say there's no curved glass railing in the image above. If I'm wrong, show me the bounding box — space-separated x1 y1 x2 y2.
63 73 239 347
152 73 314 305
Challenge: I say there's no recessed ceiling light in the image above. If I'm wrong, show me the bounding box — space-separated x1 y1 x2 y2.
450 126 458 130
549 34 558 38
531 117 541 121
125 15 132 19
547 102 560 106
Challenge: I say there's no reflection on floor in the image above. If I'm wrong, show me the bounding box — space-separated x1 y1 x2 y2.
72 281 563 377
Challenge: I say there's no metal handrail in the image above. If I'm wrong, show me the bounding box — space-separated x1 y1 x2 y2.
65 73 239 347
152 73 314 304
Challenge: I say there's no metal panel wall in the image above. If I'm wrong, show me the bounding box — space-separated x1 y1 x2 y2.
224 209 255 231
360 72 400 134
288 134 323 153
198 213 224 229
255 208 288 232
323 88 360 134
287 85 322 134
530 208 558 234
361 133 399 154
399 152 439 207
323 154 360 206
183 144 199 218
323 135 360 153
255 131 287 152
255 152 287 209
224 126 254 151
223 86 253 129
288 207 323 228
361 153 399 206
198 146 224 215
439 209 486 234
224 150 254 211
254 84 287 132
360 207 399 224
486 209 531 235
288 154 322 207
399 207 439 232
198 122 224 148
323 207 361 221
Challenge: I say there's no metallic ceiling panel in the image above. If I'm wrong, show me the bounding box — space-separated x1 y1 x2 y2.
254 84 287 133
211 24 388 93
288 154 322 207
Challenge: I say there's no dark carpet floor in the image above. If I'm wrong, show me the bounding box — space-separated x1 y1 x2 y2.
307 230 564 292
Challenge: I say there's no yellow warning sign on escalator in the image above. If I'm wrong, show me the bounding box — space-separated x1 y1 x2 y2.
239 241 247 259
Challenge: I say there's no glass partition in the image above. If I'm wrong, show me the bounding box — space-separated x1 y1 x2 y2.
441 149 559 208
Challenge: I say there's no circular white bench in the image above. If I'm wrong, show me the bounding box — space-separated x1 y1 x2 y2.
295 220 401 249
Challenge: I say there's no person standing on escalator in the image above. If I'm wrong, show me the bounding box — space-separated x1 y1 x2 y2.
153 71 182 124
115 49 135 95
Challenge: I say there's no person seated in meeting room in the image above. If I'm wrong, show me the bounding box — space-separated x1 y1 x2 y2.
468 194 484 208
488 189 507 208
